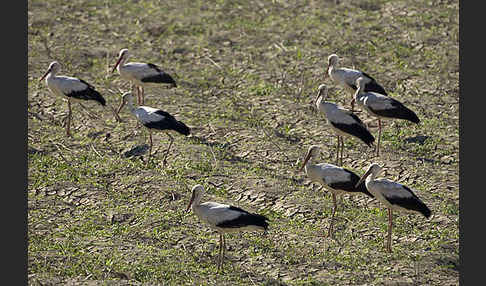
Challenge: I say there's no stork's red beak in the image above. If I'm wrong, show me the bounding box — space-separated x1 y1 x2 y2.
186 197 194 212
112 56 123 73
355 168 373 188
323 65 330 79
39 68 51 82
299 150 312 172
116 98 126 115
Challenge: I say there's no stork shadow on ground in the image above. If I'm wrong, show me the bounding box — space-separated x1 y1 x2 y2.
122 144 150 158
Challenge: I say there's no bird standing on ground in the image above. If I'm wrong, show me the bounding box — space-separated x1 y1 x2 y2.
112 48 177 106
354 77 420 156
116 92 189 165
39 61 108 137
356 163 431 253
315 84 374 165
186 184 269 271
299 145 374 237
324 54 387 111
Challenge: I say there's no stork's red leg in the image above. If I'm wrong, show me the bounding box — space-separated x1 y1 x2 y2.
340 137 344 165
377 118 382 156
66 100 72 137
218 234 223 271
387 208 393 253
335 135 340 165
149 131 153 157
140 86 145 105
162 133 174 167
328 193 337 238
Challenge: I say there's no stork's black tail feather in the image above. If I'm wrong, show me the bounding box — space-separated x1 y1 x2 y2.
355 181 374 199
92 90 106 106
392 103 420 124
217 206 269 231
70 79 106 106
417 201 432 218
359 127 375 147
364 80 388 96
173 120 190 136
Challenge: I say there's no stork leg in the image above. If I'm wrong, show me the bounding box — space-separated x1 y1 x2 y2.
162 133 174 167
66 99 72 137
218 234 224 271
148 130 153 158
140 86 145 105
327 192 337 238
222 235 226 271
335 135 340 165
134 85 141 106
340 137 344 165
387 208 393 253
350 97 355 112
376 118 382 156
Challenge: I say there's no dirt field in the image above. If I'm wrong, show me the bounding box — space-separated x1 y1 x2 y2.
28 0 459 285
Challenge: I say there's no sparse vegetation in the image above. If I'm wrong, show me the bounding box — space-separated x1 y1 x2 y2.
28 0 458 285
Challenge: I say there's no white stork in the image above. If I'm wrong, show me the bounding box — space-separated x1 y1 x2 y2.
186 184 269 271
354 77 420 156
299 145 374 237
325 54 387 111
116 92 190 164
356 163 431 253
315 84 375 165
112 48 177 106
39 61 108 137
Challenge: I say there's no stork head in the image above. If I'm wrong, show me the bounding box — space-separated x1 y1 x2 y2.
315 84 328 106
327 54 339 66
355 163 382 188
324 54 339 79
116 92 134 115
39 61 61 81
112 48 129 73
356 76 371 89
299 145 320 172
186 184 204 212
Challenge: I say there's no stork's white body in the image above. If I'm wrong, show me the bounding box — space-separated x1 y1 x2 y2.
317 98 369 139
328 66 365 93
300 146 373 237
117 62 163 86
40 61 106 137
112 49 176 105
354 77 420 156
315 85 374 164
118 93 190 164
305 163 351 195
45 74 90 100
186 185 268 271
192 202 267 233
358 163 431 252
355 91 396 118
364 176 428 216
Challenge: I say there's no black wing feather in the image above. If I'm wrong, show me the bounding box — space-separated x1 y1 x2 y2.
141 63 177 87
384 185 431 218
66 79 106 106
369 99 420 123
216 206 269 230
143 110 190 135
327 169 374 198
330 121 375 147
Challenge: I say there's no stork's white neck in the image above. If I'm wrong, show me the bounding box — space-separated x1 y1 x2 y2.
125 95 137 114
354 85 364 99
365 168 380 186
